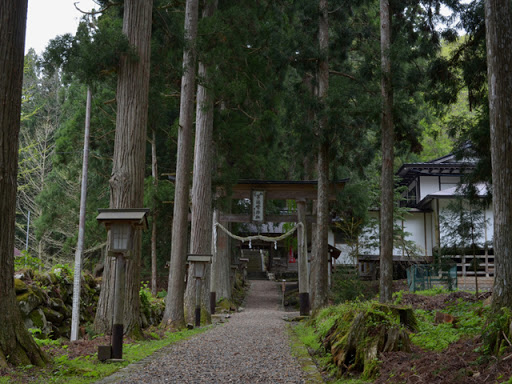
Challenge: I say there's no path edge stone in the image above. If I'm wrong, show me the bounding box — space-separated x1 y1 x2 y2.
287 323 325 383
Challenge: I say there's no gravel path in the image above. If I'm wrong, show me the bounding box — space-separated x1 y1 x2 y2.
99 280 308 383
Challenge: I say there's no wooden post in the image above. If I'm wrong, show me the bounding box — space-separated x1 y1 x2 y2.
195 277 201 327
297 200 310 315
210 209 217 314
112 255 125 359
281 279 286 308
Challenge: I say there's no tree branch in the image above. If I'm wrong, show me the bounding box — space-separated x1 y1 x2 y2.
74 1 121 16
329 70 357 81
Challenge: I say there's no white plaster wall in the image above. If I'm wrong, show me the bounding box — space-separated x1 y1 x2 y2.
437 199 493 249
334 244 357 265
329 229 357 265
402 212 431 256
485 206 494 246
438 199 453 247
419 176 440 200
440 176 459 190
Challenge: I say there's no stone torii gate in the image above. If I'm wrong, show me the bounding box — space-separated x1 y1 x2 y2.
213 179 345 316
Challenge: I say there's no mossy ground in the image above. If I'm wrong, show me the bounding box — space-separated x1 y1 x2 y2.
294 285 512 383
0 327 208 384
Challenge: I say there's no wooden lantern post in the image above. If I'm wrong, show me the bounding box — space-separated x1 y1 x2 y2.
96 208 149 360
187 254 212 327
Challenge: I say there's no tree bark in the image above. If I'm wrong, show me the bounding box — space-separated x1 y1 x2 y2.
311 0 330 311
71 87 92 341
0 0 47 367
298 200 310 315
184 0 217 322
162 0 199 329
379 0 394 303
151 129 158 297
214 206 232 300
485 0 512 310
94 0 153 336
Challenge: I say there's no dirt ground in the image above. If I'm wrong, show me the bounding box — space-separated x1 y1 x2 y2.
375 291 512 384
42 329 167 360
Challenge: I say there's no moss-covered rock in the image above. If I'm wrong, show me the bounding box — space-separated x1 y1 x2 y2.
14 278 28 294
30 284 46 303
61 281 74 304
38 272 58 286
217 297 236 312
42 307 64 325
17 288 43 316
14 268 34 281
25 308 51 338
49 297 65 312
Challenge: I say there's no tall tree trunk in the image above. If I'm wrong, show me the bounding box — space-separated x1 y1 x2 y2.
311 0 330 311
379 0 394 303
151 129 158 297
94 0 153 336
485 0 512 310
184 0 218 324
184 61 216 322
0 0 47 367
71 87 92 341
214 204 232 300
162 0 199 329
298 200 310 315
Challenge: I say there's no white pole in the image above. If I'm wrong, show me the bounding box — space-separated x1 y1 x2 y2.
25 210 30 252
71 87 92 341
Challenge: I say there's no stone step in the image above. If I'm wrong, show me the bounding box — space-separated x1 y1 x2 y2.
247 271 268 280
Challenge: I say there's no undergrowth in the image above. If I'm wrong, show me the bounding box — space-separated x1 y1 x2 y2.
3 327 208 384
296 288 489 382
410 297 486 351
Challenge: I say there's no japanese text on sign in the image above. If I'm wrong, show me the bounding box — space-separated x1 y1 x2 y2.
252 191 265 222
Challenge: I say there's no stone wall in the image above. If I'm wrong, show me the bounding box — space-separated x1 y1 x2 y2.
14 267 164 340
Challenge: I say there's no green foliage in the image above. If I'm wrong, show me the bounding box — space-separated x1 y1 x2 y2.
52 264 74 279
139 281 153 307
15 250 44 271
308 300 416 381
330 268 375 304
482 308 512 356
43 14 132 85
412 286 451 297
410 298 486 351
84 324 100 341
29 328 63 347
292 322 322 351
302 290 489 381
292 322 340 379
409 310 459 351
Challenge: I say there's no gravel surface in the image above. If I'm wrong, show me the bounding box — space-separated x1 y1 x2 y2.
98 280 308 383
